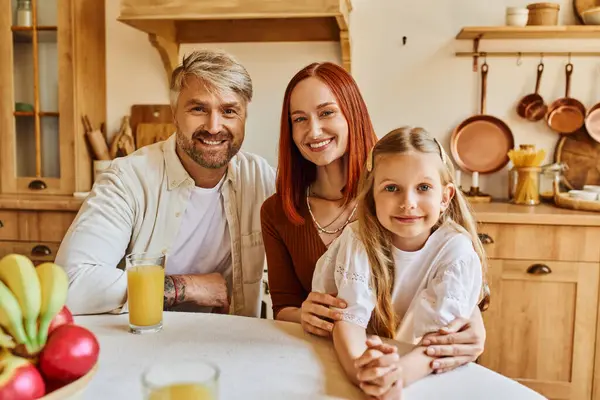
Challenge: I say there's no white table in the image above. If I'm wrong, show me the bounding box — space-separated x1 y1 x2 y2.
76 312 546 399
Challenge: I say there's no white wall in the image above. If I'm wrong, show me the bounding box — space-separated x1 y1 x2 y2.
105 0 600 199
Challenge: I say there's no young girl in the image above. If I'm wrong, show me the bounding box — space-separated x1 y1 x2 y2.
312 126 487 398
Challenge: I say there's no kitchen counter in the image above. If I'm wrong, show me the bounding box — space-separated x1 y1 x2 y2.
75 312 544 400
0 194 85 211
472 201 600 226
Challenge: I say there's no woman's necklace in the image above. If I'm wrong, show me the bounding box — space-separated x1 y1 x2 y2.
306 187 357 235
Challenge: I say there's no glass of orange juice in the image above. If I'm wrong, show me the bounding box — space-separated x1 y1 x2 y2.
126 252 165 334
142 360 220 400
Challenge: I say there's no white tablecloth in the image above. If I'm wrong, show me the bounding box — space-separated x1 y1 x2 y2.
75 312 546 400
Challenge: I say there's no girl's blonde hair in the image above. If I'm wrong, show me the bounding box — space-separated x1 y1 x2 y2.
357 126 489 339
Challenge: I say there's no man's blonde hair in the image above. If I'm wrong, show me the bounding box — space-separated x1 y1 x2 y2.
170 49 253 107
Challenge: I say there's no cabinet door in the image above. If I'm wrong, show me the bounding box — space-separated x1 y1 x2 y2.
0 0 104 195
479 259 599 400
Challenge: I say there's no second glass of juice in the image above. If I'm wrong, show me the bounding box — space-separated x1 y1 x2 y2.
126 252 165 334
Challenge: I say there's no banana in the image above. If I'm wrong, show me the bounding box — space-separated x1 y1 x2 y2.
0 280 31 352
0 254 41 348
0 326 15 349
36 262 69 347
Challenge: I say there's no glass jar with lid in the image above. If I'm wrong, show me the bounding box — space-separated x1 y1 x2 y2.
539 163 568 203
16 0 32 27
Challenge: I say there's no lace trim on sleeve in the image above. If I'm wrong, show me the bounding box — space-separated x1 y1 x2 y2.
335 263 372 290
340 312 369 328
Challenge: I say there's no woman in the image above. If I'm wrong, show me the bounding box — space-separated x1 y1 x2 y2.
260 62 485 373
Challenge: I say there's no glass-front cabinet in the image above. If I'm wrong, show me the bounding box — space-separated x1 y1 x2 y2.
0 0 105 195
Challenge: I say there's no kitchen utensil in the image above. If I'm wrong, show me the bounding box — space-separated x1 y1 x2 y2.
582 6 600 24
554 128 600 189
109 116 136 159
569 189 599 201
451 62 515 174
546 63 586 135
527 2 560 25
585 85 600 143
82 115 111 161
574 0 600 23
506 7 529 26
130 104 173 138
136 123 174 148
516 62 547 122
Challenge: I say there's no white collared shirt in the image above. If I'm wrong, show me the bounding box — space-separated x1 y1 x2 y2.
56 134 276 317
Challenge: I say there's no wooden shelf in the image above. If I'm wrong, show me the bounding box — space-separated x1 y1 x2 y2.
457 26 600 40
117 0 353 80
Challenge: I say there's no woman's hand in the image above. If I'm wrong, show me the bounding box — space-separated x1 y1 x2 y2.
355 336 403 400
300 292 347 337
421 309 486 374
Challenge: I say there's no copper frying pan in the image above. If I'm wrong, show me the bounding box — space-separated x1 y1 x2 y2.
451 62 515 174
546 63 586 135
585 89 600 143
516 61 547 122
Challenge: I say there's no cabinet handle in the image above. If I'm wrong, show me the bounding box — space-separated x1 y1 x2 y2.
28 180 47 190
0 220 3 228
31 245 52 257
526 263 552 275
478 233 494 244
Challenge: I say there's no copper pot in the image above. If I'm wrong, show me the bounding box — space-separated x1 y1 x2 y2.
516 61 547 122
546 63 586 134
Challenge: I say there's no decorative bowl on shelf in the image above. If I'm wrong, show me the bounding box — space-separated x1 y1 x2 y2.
582 6 600 25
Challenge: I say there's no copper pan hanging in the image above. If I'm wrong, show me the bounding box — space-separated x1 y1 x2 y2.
546 63 586 135
516 61 547 122
451 62 515 174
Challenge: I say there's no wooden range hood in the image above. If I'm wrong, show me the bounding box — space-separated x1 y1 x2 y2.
118 0 353 81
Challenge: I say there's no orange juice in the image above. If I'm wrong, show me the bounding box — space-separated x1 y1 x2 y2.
127 264 164 327
148 383 217 400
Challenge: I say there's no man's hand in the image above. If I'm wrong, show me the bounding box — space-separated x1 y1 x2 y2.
355 336 403 400
421 309 486 374
300 292 346 337
164 273 229 310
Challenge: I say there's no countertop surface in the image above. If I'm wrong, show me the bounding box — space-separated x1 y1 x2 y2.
74 312 545 400
2 193 600 227
472 202 600 226
0 194 85 211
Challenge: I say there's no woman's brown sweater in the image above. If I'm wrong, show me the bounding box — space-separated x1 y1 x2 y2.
260 193 328 318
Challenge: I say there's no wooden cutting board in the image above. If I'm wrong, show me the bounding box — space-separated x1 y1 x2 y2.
554 128 600 189
129 104 175 148
574 0 600 23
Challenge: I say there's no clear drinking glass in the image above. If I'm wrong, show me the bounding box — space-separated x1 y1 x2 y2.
142 360 220 400
126 253 165 334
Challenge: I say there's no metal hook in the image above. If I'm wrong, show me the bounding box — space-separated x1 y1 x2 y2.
482 52 487 64
516 52 522 66
568 52 572 64
540 53 544 63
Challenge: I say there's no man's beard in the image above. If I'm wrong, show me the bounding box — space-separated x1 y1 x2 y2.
176 128 241 169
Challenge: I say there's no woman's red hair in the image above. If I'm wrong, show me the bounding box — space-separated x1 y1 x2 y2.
276 62 378 225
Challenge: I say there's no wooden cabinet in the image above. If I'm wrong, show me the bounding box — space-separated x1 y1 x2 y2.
471 204 600 400
0 0 105 195
0 195 81 264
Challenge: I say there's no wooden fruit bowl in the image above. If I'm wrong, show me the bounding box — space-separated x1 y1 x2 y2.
41 364 98 400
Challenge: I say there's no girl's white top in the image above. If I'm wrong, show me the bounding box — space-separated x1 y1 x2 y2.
312 220 483 344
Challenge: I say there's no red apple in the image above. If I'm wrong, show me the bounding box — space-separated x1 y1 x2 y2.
0 352 45 400
39 325 99 384
47 306 74 336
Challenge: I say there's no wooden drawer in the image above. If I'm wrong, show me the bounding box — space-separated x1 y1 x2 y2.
478 223 600 263
0 241 60 264
481 258 598 400
0 210 18 240
0 210 76 242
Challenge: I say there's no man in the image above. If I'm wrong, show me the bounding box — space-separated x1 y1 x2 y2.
56 49 275 317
